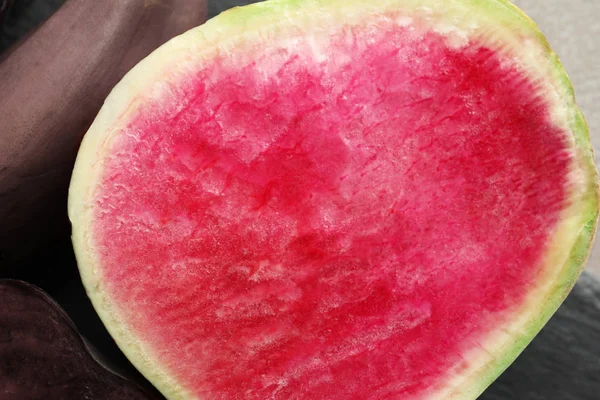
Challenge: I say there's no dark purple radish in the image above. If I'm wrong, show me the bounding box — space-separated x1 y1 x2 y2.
0 279 161 399
0 0 207 283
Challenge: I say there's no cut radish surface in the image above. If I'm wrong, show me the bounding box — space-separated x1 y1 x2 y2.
69 1 599 399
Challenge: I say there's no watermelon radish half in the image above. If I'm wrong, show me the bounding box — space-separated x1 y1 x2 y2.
68 0 599 399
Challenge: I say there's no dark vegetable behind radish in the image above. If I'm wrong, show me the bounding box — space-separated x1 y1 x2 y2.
0 279 161 399
0 0 207 286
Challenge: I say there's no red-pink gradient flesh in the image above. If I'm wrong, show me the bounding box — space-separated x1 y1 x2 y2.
92 20 570 399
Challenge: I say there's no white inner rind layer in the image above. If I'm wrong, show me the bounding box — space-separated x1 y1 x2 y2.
68 0 599 399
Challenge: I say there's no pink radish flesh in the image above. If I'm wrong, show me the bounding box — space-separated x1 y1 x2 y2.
91 24 569 398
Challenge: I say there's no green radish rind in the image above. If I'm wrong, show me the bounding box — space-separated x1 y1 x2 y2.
69 0 599 399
